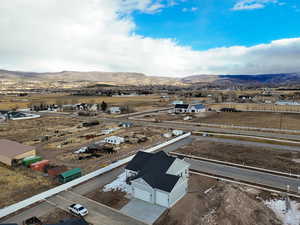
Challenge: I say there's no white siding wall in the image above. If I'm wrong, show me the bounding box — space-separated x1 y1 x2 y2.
132 179 155 204
169 179 188 207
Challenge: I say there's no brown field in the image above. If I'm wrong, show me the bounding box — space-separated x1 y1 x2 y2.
209 103 300 113
0 166 55 208
0 115 84 144
194 111 300 130
0 94 167 110
175 139 300 174
141 111 300 130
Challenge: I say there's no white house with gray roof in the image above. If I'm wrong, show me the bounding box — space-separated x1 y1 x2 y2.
125 151 189 208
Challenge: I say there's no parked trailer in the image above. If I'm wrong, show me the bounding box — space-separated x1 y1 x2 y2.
46 165 68 177
58 168 82 183
30 160 49 172
22 156 42 167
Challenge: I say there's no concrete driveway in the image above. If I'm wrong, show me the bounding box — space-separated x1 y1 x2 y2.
121 199 167 225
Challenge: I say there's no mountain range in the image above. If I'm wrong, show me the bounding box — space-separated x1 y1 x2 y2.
1 69 300 87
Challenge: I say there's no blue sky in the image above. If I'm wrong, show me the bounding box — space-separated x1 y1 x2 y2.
1 0 300 76
132 0 300 50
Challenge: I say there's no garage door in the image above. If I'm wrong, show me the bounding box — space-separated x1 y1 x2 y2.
134 188 152 202
156 191 169 207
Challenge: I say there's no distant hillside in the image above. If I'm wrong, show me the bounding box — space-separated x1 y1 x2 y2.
181 73 300 87
0 69 182 86
1 69 300 87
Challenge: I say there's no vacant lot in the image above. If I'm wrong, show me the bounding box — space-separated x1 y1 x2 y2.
0 166 55 208
141 111 300 130
0 115 83 144
175 139 300 174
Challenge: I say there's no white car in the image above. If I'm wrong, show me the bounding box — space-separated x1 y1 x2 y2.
68 204 88 216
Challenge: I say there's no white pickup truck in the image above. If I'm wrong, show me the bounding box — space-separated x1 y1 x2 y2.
68 204 88 216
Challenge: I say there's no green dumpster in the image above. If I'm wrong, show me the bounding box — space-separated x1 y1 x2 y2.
58 168 82 183
22 156 42 167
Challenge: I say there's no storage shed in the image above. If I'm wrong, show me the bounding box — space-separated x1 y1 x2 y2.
58 168 82 183
0 139 36 166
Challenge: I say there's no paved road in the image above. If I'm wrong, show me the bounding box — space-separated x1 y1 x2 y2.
47 191 146 225
193 136 300 152
186 158 300 193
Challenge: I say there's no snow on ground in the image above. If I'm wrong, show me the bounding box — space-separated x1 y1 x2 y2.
265 198 300 225
103 172 131 193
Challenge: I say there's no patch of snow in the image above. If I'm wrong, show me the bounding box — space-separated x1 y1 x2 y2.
103 172 131 193
265 198 300 225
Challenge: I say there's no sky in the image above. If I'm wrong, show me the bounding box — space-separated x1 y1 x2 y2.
1 0 300 77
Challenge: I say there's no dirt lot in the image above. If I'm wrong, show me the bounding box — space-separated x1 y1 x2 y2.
0 165 56 208
39 209 77 224
140 111 300 130
175 139 300 174
156 174 282 225
37 125 169 173
85 190 129 210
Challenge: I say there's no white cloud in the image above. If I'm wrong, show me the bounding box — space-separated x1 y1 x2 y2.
232 0 279 11
182 7 198 12
0 0 300 77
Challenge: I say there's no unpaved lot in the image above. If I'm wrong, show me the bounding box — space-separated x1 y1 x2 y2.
38 126 169 173
85 190 129 210
175 139 300 174
156 174 282 225
0 166 56 208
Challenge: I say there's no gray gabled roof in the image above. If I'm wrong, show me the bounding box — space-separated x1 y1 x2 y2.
127 151 180 192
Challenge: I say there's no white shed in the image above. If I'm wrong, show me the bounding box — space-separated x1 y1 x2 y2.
104 136 125 145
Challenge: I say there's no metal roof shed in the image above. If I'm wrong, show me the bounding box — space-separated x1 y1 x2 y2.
58 168 82 183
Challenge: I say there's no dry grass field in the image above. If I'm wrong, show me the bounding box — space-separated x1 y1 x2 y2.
175 139 300 174
195 111 300 130
0 166 55 208
141 111 300 130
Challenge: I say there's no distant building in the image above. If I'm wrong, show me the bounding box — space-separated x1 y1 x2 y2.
104 136 125 145
275 101 300 106
120 122 133 128
0 139 36 166
108 107 121 114
174 104 190 113
172 100 184 105
187 104 206 113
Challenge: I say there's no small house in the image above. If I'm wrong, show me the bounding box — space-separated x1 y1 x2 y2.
174 104 190 113
188 104 206 113
109 107 121 114
125 151 190 208
104 136 125 145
